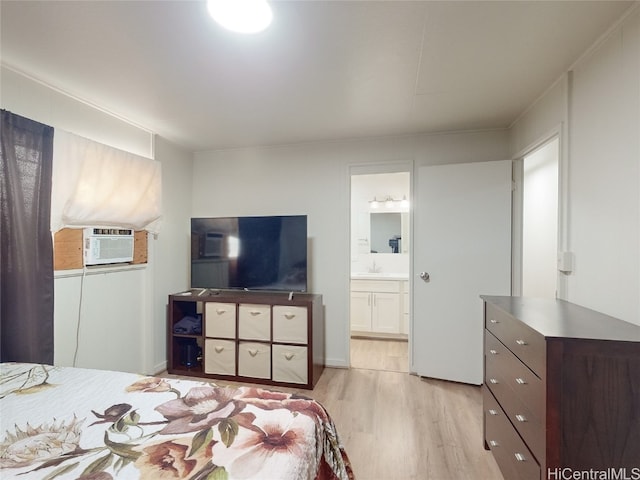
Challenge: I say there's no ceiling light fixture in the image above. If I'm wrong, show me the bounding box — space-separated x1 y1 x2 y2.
207 0 273 34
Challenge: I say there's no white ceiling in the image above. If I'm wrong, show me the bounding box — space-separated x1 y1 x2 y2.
1 0 635 152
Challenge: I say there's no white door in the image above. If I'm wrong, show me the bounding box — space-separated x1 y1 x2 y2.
412 160 512 385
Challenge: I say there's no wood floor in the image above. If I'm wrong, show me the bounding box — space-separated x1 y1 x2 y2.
350 337 409 373
310 368 503 480
169 339 503 480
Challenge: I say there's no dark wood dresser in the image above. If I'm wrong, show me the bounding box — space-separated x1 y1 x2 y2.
481 296 640 480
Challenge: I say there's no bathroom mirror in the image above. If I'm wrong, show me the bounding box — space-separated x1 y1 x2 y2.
370 212 402 253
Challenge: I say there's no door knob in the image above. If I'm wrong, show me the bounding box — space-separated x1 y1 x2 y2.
419 272 430 282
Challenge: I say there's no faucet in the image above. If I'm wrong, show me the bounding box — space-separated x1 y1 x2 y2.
368 260 381 273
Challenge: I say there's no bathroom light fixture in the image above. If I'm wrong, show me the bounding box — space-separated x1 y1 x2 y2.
207 0 273 34
369 195 410 210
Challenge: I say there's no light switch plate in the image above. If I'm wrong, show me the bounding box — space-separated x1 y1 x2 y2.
558 251 573 273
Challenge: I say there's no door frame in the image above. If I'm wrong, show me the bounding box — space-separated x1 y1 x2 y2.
511 126 567 298
348 160 414 371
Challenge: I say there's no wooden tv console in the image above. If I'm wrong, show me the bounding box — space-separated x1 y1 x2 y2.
167 290 324 389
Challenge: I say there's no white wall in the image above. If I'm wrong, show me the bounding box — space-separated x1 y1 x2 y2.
1 66 152 158
1 67 193 373
510 6 640 324
54 267 148 372
151 136 192 373
193 130 510 367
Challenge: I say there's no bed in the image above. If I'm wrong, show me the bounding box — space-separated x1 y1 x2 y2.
0 363 354 480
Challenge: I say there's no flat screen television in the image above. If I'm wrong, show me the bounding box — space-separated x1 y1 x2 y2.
190 215 307 292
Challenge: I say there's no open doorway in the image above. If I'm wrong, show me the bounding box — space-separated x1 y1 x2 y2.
514 137 560 297
349 171 410 373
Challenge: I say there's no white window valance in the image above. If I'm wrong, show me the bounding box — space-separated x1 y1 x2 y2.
51 130 162 234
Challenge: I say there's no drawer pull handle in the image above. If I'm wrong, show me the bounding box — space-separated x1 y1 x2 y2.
489 378 499 384
515 339 527 346
489 349 498 355
284 353 295 361
515 377 527 385
216 308 227 315
514 453 527 462
250 310 262 316
214 346 224 353
248 349 258 357
490 319 499 324
284 313 296 320
488 409 498 416
515 414 527 422
489 440 499 447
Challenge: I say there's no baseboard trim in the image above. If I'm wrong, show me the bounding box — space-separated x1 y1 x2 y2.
152 361 167 376
325 358 350 369
351 331 408 341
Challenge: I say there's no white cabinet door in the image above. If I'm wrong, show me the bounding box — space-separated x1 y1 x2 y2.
372 292 400 333
350 291 372 331
351 281 402 334
402 281 410 335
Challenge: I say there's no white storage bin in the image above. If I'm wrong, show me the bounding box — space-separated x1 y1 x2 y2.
204 339 236 375
272 345 308 384
238 341 271 379
273 306 307 344
238 304 271 340
205 302 236 339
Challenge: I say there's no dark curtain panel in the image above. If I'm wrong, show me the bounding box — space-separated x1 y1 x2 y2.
0 110 54 363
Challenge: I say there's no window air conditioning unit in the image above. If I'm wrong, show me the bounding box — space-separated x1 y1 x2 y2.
83 228 135 266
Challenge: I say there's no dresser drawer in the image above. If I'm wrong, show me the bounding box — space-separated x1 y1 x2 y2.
485 331 545 461
238 304 271 340
351 279 400 293
238 341 271 379
273 305 308 344
205 302 236 338
486 303 546 378
484 387 541 480
204 339 236 375
485 331 545 422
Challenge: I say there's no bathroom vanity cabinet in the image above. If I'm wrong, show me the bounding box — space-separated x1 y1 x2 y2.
350 278 407 335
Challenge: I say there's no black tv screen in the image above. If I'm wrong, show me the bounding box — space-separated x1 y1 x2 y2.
190 215 307 292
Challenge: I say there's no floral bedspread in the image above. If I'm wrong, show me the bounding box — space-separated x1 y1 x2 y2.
0 363 354 480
